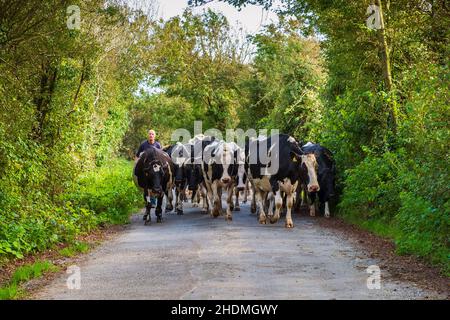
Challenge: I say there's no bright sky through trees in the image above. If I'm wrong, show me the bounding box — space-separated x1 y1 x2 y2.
157 0 279 34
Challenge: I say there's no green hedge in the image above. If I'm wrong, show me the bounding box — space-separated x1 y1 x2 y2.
62 159 142 224
0 159 141 262
339 152 450 275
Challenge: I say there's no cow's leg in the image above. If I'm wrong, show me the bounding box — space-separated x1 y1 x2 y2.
211 181 221 218
266 191 274 219
155 195 163 223
234 187 240 211
191 188 198 207
295 185 303 214
218 186 224 215
228 186 235 212
176 185 184 215
309 192 316 217
256 189 267 224
225 184 234 221
143 191 149 219
174 187 180 212
143 190 152 224
250 185 257 214
270 189 283 224
243 179 249 204
204 181 214 216
324 201 331 218
200 185 208 213
285 182 297 228
165 186 174 212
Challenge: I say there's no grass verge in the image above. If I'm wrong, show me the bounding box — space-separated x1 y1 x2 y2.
0 260 59 300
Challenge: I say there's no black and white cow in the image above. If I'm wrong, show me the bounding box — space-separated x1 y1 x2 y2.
246 134 320 228
202 140 245 221
184 135 216 213
134 146 174 224
233 169 247 212
164 142 192 215
300 142 336 218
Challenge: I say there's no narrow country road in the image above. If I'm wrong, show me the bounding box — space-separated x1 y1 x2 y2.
33 200 444 300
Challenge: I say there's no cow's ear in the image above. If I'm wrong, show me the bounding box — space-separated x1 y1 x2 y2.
290 151 302 162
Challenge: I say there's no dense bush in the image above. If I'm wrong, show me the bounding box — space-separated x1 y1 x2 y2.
0 0 152 264
0 159 141 262
63 159 142 224
396 192 449 271
339 151 449 272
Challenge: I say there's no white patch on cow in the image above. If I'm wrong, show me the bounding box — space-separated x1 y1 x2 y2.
221 163 231 183
301 154 320 192
270 178 298 228
252 176 272 193
325 201 330 218
255 188 268 224
272 189 282 222
236 164 246 190
207 164 213 181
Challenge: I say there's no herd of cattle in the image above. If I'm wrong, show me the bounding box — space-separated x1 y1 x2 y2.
133 134 336 228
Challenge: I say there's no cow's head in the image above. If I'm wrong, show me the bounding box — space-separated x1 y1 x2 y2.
143 159 165 196
217 142 235 185
172 156 186 187
301 153 320 193
171 143 190 187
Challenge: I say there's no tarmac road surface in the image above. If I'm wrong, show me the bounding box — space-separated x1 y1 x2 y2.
33 200 444 300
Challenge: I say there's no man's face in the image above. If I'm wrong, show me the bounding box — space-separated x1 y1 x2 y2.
148 130 155 142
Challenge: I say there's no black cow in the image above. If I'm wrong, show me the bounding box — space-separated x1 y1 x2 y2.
246 134 319 228
134 146 175 224
300 142 336 218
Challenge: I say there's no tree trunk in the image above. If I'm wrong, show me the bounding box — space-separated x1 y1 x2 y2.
32 63 58 141
375 0 397 134
376 0 393 91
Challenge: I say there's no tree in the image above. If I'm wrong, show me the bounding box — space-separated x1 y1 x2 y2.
147 9 251 131
238 17 325 140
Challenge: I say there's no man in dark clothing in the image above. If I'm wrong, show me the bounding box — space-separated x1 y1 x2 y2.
135 129 163 218
135 129 162 158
